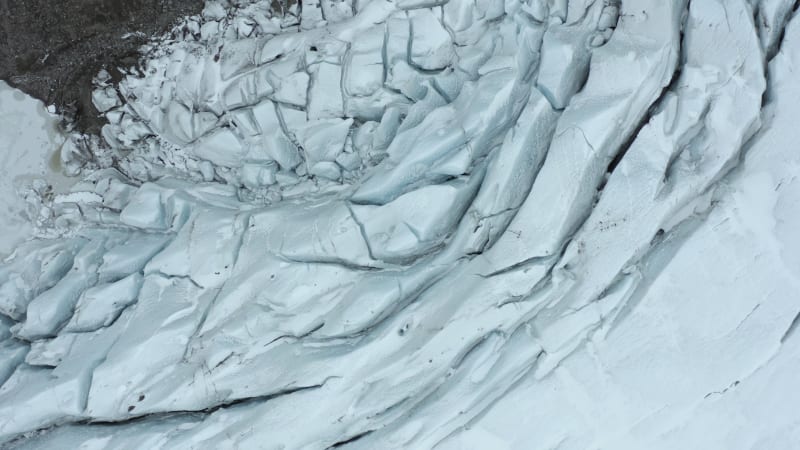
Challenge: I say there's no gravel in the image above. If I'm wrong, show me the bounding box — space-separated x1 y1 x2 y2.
0 0 205 133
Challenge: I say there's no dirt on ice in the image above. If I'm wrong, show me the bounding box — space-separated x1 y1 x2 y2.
0 0 205 133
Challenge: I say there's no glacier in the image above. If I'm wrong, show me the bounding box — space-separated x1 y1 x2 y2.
0 0 799 448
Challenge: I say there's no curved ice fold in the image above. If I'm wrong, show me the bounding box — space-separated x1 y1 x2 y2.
1 0 799 448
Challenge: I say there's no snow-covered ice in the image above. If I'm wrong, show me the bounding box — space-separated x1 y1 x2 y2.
0 82 73 257
1 0 800 448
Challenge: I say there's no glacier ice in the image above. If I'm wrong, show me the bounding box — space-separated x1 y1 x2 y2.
1 0 800 448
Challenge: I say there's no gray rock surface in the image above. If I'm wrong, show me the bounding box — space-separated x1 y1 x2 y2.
0 0 205 132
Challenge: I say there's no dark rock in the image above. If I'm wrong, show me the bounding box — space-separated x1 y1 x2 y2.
0 0 205 133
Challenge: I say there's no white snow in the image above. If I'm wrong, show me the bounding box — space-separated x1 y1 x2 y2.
0 82 73 256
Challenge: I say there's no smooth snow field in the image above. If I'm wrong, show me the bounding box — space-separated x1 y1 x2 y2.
1 0 799 448
0 81 73 258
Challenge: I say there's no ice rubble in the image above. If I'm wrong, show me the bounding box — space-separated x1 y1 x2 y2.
1 0 800 448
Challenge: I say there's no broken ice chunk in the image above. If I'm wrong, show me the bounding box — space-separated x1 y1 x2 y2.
250 9 282 35
234 15 258 38
443 0 476 34
294 118 353 164
397 0 448 9
120 183 168 229
92 87 121 113
372 105 406 153
202 1 227 20
450 90 560 254
221 67 275 110
26 334 77 367
98 234 171 283
174 52 210 107
145 210 247 288
240 162 278 189
352 111 465 203
95 173 138 211
478 21 520 76
344 25 384 96
301 0 326 30
305 36 349 66
0 316 11 342
454 29 498 76
309 161 342 180
565 0 597 24
344 87 410 122
598 4 620 31
200 20 221 40
351 179 478 263
199 160 216 181
336 151 362 171
253 201 376 266
0 312 128 438
321 0 354 23
161 101 195 145
758 0 796 59
488 0 684 268
384 60 428 99
116 115 154 145
231 108 262 136
354 70 516 204
16 240 106 340
64 273 143 333
86 276 213 419
219 38 263 81
191 128 247 168
0 365 88 439
474 0 505 21
525 0 549 22
258 32 306 65
268 71 310 107
0 240 86 320
536 26 592 109
308 62 344 119
408 9 456 71
250 102 303 169
396 85 447 132
0 340 27 387
385 12 411 67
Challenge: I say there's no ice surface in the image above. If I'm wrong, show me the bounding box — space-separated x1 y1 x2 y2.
1 0 800 448
0 82 73 256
